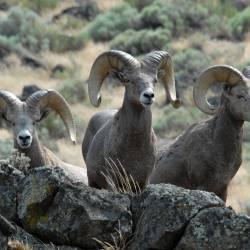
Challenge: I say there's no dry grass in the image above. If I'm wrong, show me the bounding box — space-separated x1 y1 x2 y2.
102 158 141 195
8 240 33 250
0 129 12 140
93 222 130 250
242 33 250 62
227 164 250 212
97 0 123 11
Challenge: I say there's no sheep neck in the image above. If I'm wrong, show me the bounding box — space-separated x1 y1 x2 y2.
212 105 243 172
14 132 48 168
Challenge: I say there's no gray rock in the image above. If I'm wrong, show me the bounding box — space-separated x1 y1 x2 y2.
18 166 132 249
128 184 224 250
0 231 7 250
0 161 24 220
175 207 250 250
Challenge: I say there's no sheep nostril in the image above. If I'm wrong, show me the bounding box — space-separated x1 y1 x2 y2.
143 92 154 99
25 135 31 140
19 135 30 142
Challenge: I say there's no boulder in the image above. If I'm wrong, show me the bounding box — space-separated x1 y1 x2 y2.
18 166 132 249
175 207 250 250
128 184 224 250
0 161 24 220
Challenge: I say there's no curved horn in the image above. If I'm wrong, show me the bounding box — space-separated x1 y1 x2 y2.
88 50 140 107
142 51 180 108
242 66 250 79
193 65 245 115
26 90 76 143
0 90 21 113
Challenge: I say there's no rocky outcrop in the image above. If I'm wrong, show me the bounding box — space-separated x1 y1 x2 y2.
17 167 132 249
0 161 24 220
129 184 224 250
0 160 250 249
175 207 250 250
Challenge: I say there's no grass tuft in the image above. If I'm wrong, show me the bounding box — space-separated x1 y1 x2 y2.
101 158 141 195
7 239 33 250
93 221 130 250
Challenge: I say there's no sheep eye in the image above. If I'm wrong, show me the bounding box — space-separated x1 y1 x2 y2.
12 122 15 126
123 78 129 83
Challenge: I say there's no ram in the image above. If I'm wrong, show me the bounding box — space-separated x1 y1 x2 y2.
83 50 179 190
0 89 88 183
150 65 250 202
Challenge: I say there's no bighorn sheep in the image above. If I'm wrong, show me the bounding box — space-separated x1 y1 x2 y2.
150 65 250 202
82 50 179 190
0 89 88 183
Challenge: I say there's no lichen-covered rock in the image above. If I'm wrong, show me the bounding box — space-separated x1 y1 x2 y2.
128 184 224 250
0 161 24 220
18 166 132 249
175 207 250 250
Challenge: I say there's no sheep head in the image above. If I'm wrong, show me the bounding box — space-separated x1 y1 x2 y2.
0 89 76 149
193 65 250 121
88 50 180 109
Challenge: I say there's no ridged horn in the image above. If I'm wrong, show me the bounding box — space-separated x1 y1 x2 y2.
193 65 245 115
26 89 76 143
142 51 180 108
0 90 21 113
242 66 250 79
88 50 140 107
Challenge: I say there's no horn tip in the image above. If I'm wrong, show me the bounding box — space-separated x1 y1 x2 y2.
91 96 102 107
172 99 181 109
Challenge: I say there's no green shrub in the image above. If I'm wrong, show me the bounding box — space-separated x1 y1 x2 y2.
58 78 86 104
0 6 86 53
88 3 140 42
153 106 206 137
140 0 211 37
206 14 232 39
0 7 49 52
0 139 13 159
173 48 212 90
139 1 173 30
111 28 170 55
125 0 154 10
230 7 250 39
38 113 65 148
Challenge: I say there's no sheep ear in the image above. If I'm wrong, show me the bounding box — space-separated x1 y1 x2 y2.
222 85 233 98
111 70 129 84
38 108 50 121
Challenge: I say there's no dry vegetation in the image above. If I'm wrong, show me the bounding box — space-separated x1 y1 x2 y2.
0 0 250 213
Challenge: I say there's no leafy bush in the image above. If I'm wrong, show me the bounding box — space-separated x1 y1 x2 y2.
206 14 232 39
0 6 86 53
153 106 206 137
111 28 170 55
88 3 140 42
230 7 250 39
139 1 173 30
58 78 86 104
125 0 154 10
173 48 212 90
139 0 211 37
